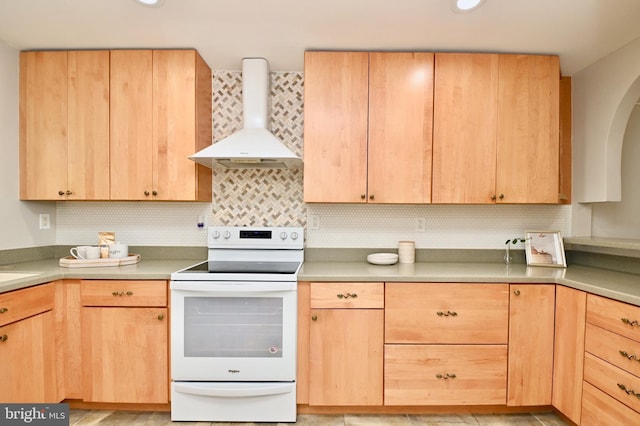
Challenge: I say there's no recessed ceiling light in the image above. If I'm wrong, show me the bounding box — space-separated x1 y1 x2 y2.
134 0 165 7
452 0 485 13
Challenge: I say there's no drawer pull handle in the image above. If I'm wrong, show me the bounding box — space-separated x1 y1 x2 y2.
311 315 318 321
621 318 640 327
437 311 458 317
157 314 164 320
337 293 358 299
513 290 521 296
617 383 640 399
619 350 640 362
0 307 7 314
0 334 7 342
436 373 456 380
112 291 134 296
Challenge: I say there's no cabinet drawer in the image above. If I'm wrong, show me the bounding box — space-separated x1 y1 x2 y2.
81 280 167 307
584 352 640 414
310 282 383 309
0 283 54 327
385 283 509 344
587 294 640 343
585 322 640 378
384 344 507 405
582 381 640 426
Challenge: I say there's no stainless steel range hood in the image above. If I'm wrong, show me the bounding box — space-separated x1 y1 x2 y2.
189 58 302 169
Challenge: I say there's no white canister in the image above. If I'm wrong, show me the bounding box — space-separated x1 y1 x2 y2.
109 242 129 259
398 241 415 264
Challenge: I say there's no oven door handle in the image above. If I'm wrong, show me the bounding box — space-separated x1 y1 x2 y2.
174 382 294 398
170 281 297 292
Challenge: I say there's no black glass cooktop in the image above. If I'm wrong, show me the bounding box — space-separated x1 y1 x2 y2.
179 260 300 275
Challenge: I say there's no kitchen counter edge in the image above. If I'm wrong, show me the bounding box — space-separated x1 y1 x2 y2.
1 259 639 307
298 261 640 306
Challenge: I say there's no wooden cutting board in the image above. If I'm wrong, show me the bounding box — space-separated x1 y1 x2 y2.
59 254 141 268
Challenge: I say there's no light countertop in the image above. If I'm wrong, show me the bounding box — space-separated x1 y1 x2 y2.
2 258 639 307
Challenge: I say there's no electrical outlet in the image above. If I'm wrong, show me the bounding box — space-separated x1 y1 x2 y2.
416 217 426 232
309 215 320 230
39 214 50 230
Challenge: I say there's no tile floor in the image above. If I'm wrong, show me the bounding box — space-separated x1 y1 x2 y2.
69 410 570 425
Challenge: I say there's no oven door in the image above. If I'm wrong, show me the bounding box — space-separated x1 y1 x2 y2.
170 280 297 381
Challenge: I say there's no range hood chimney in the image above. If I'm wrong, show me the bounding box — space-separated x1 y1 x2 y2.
189 57 302 169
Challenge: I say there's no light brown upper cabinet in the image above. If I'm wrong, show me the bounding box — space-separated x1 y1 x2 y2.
433 53 560 203
20 51 110 200
110 49 212 201
20 49 211 201
304 51 434 203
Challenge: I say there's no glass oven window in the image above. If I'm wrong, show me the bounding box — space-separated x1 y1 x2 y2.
184 296 284 358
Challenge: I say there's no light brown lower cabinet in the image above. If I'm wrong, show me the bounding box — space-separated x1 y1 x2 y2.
308 282 384 406
0 283 57 403
551 285 586 424
384 344 507 405
507 284 555 406
81 280 169 404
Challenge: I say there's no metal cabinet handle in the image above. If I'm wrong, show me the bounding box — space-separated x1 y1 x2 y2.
619 350 640 362
369 194 375 200
0 307 7 314
513 290 521 296
112 291 134 296
436 310 458 317
360 194 366 199
436 373 456 379
499 194 504 199
311 315 318 321
58 190 65 196
0 335 7 342
490 194 497 200
618 383 640 399
621 318 640 327
144 191 150 196
157 314 164 320
337 293 358 299
66 190 72 195
152 190 158 196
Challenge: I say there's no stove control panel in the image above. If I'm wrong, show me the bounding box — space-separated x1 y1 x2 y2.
208 226 304 249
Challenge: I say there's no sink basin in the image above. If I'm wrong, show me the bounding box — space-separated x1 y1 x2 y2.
0 272 40 282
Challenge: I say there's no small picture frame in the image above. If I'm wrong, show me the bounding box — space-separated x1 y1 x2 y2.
524 230 567 268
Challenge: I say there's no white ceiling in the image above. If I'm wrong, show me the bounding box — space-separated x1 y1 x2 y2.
1 0 640 75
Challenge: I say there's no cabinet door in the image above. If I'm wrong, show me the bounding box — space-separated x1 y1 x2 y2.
496 54 560 203
368 52 433 203
432 53 499 203
19 51 68 200
82 307 168 403
67 50 110 200
0 311 57 402
309 308 383 405
153 50 211 201
303 51 369 203
507 284 555 406
552 285 586 424
110 50 154 200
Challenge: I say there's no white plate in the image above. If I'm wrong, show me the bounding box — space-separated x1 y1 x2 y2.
367 253 399 265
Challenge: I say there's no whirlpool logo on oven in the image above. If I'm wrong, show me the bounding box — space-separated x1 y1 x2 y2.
1 404 69 425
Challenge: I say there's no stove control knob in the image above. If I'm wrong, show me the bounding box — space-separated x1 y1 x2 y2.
212 231 221 239
280 231 288 240
223 231 231 239
291 231 299 240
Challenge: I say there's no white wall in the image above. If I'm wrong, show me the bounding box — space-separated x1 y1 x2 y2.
572 36 640 204
592 105 640 238
0 41 56 250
